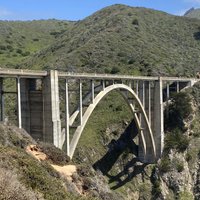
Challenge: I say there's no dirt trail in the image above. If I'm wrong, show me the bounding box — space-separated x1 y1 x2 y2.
26 145 77 181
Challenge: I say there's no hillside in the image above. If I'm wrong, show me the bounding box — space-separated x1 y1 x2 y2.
0 82 199 200
18 4 200 76
0 4 200 200
184 8 200 19
0 19 73 67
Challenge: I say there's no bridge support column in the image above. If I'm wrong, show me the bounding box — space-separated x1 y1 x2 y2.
79 80 83 125
0 78 4 122
65 79 70 156
17 77 22 128
153 78 164 160
20 78 30 132
43 70 62 148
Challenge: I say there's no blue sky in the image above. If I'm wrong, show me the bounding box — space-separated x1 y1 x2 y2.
0 0 200 21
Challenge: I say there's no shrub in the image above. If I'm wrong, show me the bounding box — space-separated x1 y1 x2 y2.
174 159 184 172
0 45 6 51
128 58 135 64
110 66 120 74
37 142 70 165
164 128 190 152
21 51 30 57
0 168 42 200
152 180 162 197
132 19 139 26
178 190 193 200
33 38 39 42
16 49 22 54
165 92 192 130
185 152 192 162
7 45 13 52
158 157 171 173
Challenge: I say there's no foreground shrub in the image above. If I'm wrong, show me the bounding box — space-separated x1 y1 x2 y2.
38 142 70 165
0 167 43 200
165 92 192 130
158 157 171 173
165 128 190 153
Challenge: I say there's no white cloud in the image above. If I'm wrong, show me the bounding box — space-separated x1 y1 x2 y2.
0 7 12 17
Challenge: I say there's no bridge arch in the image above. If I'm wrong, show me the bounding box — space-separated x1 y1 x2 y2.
69 84 156 160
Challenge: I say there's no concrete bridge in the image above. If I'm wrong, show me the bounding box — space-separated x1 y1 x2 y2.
0 68 197 163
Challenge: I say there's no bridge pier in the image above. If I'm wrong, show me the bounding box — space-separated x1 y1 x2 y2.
0 78 4 122
43 70 62 148
20 78 30 133
153 78 164 159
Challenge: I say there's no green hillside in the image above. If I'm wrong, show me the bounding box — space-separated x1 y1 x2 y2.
0 4 199 200
19 4 200 77
0 19 73 67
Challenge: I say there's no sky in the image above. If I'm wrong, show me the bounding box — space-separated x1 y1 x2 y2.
0 0 200 21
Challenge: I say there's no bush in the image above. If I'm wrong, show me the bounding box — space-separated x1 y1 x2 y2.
165 92 192 130
0 45 6 51
110 66 120 74
16 49 22 54
33 38 39 42
132 19 139 26
165 128 190 152
6 45 13 51
0 168 42 200
21 51 30 57
158 157 171 173
37 142 70 165
174 159 184 172
178 190 193 200
185 152 192 162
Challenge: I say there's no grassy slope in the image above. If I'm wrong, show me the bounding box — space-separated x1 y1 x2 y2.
0 4 199 199
0 124 92 200
21 4 200 76
0 19 73 67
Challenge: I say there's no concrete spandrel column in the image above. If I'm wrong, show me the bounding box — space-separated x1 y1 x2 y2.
102 80 105 90
65 79 70 156
144 81 151 123
91 80 94 103
176 82 180 93
136 80 139 95
166 82 170 100
79 80 82 125
0 78 4 122
43 70 62 148
17 77 22 128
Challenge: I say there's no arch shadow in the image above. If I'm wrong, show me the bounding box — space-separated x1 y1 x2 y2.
93 120 148 189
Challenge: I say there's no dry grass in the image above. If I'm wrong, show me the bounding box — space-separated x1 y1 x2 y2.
0 167 43 200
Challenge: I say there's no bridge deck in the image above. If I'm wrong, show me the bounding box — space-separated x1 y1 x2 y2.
0 68 197 82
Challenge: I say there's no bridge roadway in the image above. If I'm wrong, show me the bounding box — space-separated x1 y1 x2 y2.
0 68 198 163
0 68 197 82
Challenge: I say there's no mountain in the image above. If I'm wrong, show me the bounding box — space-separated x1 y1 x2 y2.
18 4 200 77
0 19 74 67
184 7 200 19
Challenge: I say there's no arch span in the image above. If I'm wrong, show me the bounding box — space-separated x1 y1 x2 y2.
69 84 156 160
